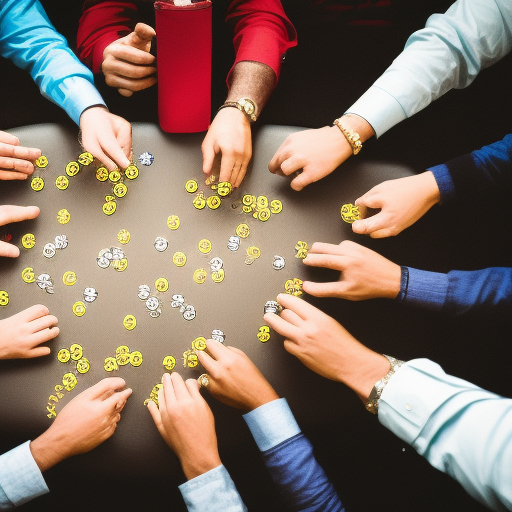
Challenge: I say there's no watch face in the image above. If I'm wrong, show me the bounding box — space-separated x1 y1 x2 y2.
243 102 255 115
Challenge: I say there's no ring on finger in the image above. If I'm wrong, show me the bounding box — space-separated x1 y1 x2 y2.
197 373 210 389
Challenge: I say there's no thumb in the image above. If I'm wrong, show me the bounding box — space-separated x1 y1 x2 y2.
129 23 156 52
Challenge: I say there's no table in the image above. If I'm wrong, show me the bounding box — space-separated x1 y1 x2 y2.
0 123 497 512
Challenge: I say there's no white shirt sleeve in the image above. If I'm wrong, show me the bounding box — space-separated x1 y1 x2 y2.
346 0 512 137
379 359 512 511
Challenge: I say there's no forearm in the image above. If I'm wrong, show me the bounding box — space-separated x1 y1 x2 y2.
226 61 275 110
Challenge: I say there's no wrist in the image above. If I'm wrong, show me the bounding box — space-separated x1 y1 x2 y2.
245 389 280 413
30 433 68 473
180 452 222 481
338 114 375 142
422 171 441 206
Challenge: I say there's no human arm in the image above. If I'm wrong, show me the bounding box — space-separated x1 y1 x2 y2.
147 372 246 512
197 341 345 511
0 132 41 181
0 378 131 509
0 205 39 258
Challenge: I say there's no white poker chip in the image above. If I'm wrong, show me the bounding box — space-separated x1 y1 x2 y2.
209 257 223 272
139 152 154 166
272 255 286 270
227 236 240 252
43 243 56 258
96 256 110 269
154 237 168 252
146 296 160 311
83 287 98 303
212 329 225 343
54 235 68 250
138 284 151 301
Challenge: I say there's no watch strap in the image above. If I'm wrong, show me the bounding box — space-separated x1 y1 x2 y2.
365 355 405 415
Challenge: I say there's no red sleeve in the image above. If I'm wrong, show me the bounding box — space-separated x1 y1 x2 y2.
226 0 297 85
77 1 139 74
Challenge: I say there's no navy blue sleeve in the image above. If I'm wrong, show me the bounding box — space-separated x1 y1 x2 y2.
261 433 345 512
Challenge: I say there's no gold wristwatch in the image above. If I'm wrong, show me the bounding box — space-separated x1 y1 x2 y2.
365 355 405 414
218 97 258 122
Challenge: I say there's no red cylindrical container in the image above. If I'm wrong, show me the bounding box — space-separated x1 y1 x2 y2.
154 1 212 133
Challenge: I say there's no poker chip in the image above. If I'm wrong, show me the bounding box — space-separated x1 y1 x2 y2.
270 199 283 214
264 300 282 315
83 287 98 303
163 355 176 370
211 329 225 343
116 345 130 356
236 223 250 238
198 239 212 254
173 251 187 267
21 267 35 284
272 255 285 270
294 241 309 259
193 268 207 284
285 278 303 297
96 256 110 269
108 169 121 183
257 325 271 343
193 193 206 210
34 155 48 168
123 314 137 330
146 297 160 311
62 372 78 391
211 269 225 283
171 294 185 308
0 290 9 307
117 229 131 244
62 271 77 286
31 177 44 191
113 183 127 198
130 351 143 367
167 215 180 230
149 309 161 318
42 243 56 259
22 233 36 249
206 195 221 209
192 337 207 351
182 304 196 320
96 166 109 182
138 285 151 300
185 179 198 193
78 152 94 166
217 181 232 197
209 257 223 272
70 343 83 361
257 208 271 222
154 237 168 252
54 385 65 399
54 235 68 250
102 201 117 216
155 277 169 292
340 203 361 223
57 209 70 224
247 246 261 259
139 152 154 166
117 353 131 366
55 175 69 190
112 258 128 272
76 357 90 374
227 236 240 251
65 161 80 177
183 350 198 368
124 164 139 180
104 357 118 372
72 301 86 317
36 273 53 291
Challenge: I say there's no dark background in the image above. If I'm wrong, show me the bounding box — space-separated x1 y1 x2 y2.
1 1 512 511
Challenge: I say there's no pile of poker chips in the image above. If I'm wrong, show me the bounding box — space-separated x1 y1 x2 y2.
170 294 196 321
42 234 68 259
96 246 128 271
233 194 283 222
104 345 143 372
138 283 166 319
187 175 233 211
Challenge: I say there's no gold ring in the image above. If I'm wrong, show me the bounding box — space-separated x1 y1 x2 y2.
197 374 210 389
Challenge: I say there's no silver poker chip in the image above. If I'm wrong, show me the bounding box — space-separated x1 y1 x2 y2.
42 243 56 258
171 294 185 308
272 255 285 270
209 257 223 272
36 273 52 289
83 287 98 303
146 296 160 311
138 152 154 166
96 256 110 269
182 305 196 321
154 237 168 252
149 308 161 318
227 236 240 252
54 235 68 250
138 284 151 301
264 300 282 315
211 329 225 343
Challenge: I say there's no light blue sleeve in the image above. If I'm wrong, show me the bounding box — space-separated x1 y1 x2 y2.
178 465 247 512
346 0 512 137
379 359 512 511
0 441 49 510
0 0 105 125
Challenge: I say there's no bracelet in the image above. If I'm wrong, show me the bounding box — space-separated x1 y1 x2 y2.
333 118 363 155
365 354 405 415
218 98 258 122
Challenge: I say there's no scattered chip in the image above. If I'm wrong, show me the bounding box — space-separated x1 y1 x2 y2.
116 353 131 366
57 209 70 224
257 208 271 222
217 181 232 197
163 355 176 371
62 271 77 286
104 357 118 372
212 269 225 283
198 239 212 254
116 345 130 356
65 161 80 177
21 267 35 284
183 350 198 368
78 152 94 166
211 329 225 343
22 233 36 249
193 268 207 284
130 351 143 366
83 287 98 303
72 301 86 317
55 175 69 190
149 309 161 318
155 277 169 292
42 243 56 259
62 372 77 391
34 155 48 168
193 194 206 209
171 294 185 308
125 164 139 180
123 314 137 330
209 257 223 272
294 241 309 259
108 169 121 183
138 284 151 300
182 304 196 320
54 235 68 249
139 152 154 166
167 215 180 230
206 195 221 209
112 258 128 272
76 357 90 374
36 273 52 290
102 202 117 216
272 255 285 270
0 290 9 306
172 251 187 267
285 278 303 297
96 256 110 269
185 179 198 193
257 325 271 343
96 166 109 182
247 246 261 259
264 300 282 315
227 236 240 251
31 177 44 191
340 203 361 223
154 237 168 252
70 343 83 361
146 296 160 311
117 229 131 244
236 223 250 238
113 183 127 198
270 199 283 214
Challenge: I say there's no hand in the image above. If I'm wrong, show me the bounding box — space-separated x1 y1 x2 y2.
196 340 279 412
0 205 40 257
302 240 401 300
147 372 221 480
30 378 132 472
202 107 252 188
264 294 390 400
0 305 59 359
79 107 132 170
0 131 41 180
352 171 441 238
102 23 157 97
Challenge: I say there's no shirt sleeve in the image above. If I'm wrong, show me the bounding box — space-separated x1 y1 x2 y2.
77 1 138 74
346 0 512 137
225 0 297 84
0 441 49 510
379 359 512 511
0 0 106 125
243 399 345 512
178 464 247 512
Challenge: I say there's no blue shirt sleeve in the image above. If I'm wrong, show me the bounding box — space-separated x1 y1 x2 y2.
0 441 49 510
0 0 106 125
379 359 512 511
243 399 345 512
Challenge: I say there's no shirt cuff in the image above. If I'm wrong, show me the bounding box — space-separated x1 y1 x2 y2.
0 441 49 509
401 267 449 312
243 398 301 452
57 77 106 126
179 465 247 512
428 163 456 204
345 85 407 138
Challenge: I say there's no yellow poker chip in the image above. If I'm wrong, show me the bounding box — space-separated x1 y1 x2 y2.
124 164 139 180
117 229 131 244
78 152 94 166
96 166 109 182
217 181 232 197
54 385 65 399
163 355 176 371
183 350 199 368
116 353 131 366
130 351 143 367
108 169 121 183
72 301 86 317
340 203 361 223
0 290 9 307
105 195 116 202
193 194 206 209
211 269 225 283
31 176 44 191
236 223 250 238
70 343 83 361
65 161 80 177
57 348 71 363
206 195 221 210
21 267 35 284
123 314 137 331
113 182 127 198
48 394 59 405
284 279 295 292
185 179 198 193
192 337 207 351
198 239 212 254
21 233 36 249
193 268 207 284
57 209 70 224
76 357 90 374
205 174 218 187
270 199 283 214
34 155 48 168
112 258 128 271
104 357 118 372
167 215 180 230
116 345 130 356
46 405 57 419
62 271 77 286
242 194 253 206
294 241 309 259
155 277 169 292
257 195 268 209
62 372 78 391
257 325 271 343
247 246 261 259
173 251 187 267
55 175 69 190
102 201 117 216
242 205 252 214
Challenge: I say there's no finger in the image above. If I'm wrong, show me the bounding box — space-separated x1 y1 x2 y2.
0 157 34 175
105 72 157 93
354 193 382 210
90 377 127 399
29 314 58 333
0 170 29 180
104 57 157 79
0 131 20 145
351 212 388 235
110 388 133 411
268 144 289 174
109 44 156 66
219 154 236 184
98 134 131 170
147 400 164 432
18 304 50 322
117 121 133 162
0 141 40 161
196 349 221 378
131 22 156 50
302 280 345 298
202 140 216 176
264 311 303 340
290 171 311 192
276 293 315 320
0 205 40 226
234 164 247 188
161 372 176 405
307 242 342 255
184 378 201 399
169 371 189 401
30 326 60 345
369 228 396 239
204 338 227 360
303 253 344 271
229 162 243 188
118 88 134 97
280 308 303 327
0 240 20 258
27 346 51 358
